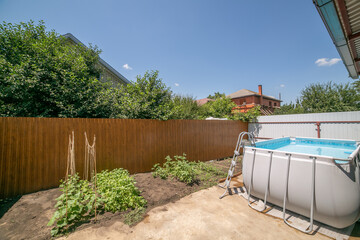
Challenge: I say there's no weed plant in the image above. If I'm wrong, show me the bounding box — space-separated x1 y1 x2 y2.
152 154 226 185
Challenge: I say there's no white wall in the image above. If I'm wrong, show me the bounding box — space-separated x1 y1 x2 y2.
248 111 360 141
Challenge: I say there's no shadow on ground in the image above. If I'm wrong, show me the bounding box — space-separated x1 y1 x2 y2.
0 196 21 218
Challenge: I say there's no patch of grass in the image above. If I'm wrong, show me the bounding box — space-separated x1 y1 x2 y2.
124 207 146 225
152 154 227 186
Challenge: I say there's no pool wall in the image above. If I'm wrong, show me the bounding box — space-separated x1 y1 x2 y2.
242 138 360 228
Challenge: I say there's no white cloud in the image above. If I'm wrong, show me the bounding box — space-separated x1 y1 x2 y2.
174 83 180 87
122 63 133 70
280 84 285 88
315 58 341 67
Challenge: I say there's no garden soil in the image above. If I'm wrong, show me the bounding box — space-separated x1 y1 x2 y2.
0 159 233 240
2 158 358 240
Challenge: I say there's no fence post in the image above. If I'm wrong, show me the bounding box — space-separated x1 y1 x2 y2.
316 122 321 138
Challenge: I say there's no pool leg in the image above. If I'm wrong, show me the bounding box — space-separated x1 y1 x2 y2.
248 150 273 212
283 154 315 234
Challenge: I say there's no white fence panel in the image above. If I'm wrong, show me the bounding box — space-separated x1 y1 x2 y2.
248 111 360 141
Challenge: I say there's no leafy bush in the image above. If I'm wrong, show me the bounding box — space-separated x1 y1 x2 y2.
207 92 226 99
274 81 360 115
229 105 261 122
152 163 169 179
48 169 146 237
152 154 226 185
0 20 114 118
153 154 196 184
109 70 174 120
170 95 200 119
198 96 236 119
96 168 146 212
47 174 100 236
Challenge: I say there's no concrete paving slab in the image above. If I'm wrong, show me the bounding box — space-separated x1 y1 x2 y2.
61 186 330 240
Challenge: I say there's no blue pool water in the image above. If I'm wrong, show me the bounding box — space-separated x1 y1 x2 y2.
255 137 358 160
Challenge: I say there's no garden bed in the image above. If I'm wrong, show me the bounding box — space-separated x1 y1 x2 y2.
0 158 238 240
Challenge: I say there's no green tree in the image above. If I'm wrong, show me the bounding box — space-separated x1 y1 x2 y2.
207 92 225 99
274 82 360 115
170 95 200 119
0 20 110 118
112 70 173 120
301 82 359 112
353 80 360 93
199 96 236 118
230 105 261 122
273 100 305 115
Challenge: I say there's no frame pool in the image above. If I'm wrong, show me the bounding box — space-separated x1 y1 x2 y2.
242 137 360 231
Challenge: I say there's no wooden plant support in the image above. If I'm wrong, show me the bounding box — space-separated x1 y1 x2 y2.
65 130 75 232
84 132 97 220
66 131 76 179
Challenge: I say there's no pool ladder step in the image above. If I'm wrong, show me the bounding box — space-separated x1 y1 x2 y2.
219 132 255 199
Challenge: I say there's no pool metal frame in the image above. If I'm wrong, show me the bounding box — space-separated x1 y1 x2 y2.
247 149 316 233
243 135 360 233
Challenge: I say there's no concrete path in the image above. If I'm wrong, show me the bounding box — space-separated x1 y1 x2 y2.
61 186 330 240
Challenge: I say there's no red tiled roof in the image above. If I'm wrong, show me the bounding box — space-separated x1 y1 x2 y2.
195 98 214 106
227 89 281 101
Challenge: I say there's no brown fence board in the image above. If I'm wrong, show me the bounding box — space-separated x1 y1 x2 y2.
0 117 247 198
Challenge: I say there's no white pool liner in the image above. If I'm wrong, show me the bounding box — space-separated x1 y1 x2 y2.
234 186 355 240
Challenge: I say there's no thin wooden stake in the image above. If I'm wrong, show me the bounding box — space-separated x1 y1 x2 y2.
84 132 97 220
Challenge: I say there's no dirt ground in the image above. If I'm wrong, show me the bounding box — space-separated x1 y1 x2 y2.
1 157 359 240
0 158 235 240
58 186 332 240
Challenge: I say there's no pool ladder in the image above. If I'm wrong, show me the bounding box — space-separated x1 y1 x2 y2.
219 132 255 199
247 150 316 234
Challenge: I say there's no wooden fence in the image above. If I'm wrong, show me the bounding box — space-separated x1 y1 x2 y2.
0 117 247 198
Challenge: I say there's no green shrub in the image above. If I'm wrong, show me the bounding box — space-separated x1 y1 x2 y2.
48 169 146 237
47 174 101 236
152 163 169 179
198 96 236 119
152 154 196 184
152 154 226 185
96 168 147 213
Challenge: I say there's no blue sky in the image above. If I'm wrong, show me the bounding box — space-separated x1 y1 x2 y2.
0 0 354 103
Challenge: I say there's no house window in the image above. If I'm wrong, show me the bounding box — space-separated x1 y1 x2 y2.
269 101 272 107
274 102 277 107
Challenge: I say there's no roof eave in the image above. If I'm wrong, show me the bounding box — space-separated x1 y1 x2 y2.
229 94 282 102
62 33 131 85
313 0 359 79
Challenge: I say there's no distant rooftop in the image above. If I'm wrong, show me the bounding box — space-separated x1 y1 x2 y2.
227 89 281 101
62 33 130 85
195 98 214 106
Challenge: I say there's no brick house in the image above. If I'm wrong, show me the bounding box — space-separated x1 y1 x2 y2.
227 85 281 115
